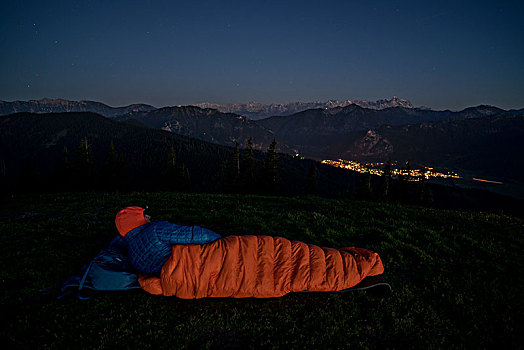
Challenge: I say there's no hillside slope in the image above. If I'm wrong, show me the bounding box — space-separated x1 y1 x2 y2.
1 112 522 212
117 106 295 153
257 105 506 155
0 112 356 195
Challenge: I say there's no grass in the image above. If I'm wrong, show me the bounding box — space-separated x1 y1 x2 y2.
1 192 522 349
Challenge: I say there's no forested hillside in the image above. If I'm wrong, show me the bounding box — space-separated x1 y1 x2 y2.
0 112 356 196
1 112 522 215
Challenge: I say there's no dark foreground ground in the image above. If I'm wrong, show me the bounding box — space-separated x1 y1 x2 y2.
1 192 522 349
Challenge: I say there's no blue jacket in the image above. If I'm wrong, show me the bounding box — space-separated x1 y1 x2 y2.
125 221 221 274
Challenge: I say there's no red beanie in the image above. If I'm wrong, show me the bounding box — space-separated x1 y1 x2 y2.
115 206 147 236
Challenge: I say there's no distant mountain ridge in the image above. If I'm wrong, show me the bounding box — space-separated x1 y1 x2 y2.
116 106 296 153
0 98 156 118
0 96 413 120
256 104 508 155
195 97 414 119
2 99 517 161
115 104 516 160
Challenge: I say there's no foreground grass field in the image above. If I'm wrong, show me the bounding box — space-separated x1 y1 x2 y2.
1 192 522 349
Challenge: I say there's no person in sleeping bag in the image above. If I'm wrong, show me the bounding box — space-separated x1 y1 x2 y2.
115 206 221 274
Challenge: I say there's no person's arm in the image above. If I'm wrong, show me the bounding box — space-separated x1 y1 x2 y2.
153 221 221 245
191 225 222 244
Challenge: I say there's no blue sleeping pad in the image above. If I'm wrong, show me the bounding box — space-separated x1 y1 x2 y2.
59 235 141 299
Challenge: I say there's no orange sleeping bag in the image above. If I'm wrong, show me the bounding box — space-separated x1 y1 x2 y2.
139 235 384 298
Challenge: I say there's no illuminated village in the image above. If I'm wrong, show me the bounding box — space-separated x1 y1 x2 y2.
321 159 462 181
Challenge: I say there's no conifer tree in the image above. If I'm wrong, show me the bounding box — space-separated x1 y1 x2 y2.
73 137 96 190
416 165 426 203
184 163 190 183
180 163 192 192
376 159 392 201
160 146 191 192
395 160 412 203
405 160 413 202
218 142 241 193
104 140 127 191
418 165 434 206
356 166 372 200
305 163 318 195
231 142 240 188
161 146 178 190
177 162 191 192
260 138 279 194
0 159 7 199
241 137 256 193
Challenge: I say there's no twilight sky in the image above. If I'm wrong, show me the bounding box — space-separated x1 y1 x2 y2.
1 0 523 110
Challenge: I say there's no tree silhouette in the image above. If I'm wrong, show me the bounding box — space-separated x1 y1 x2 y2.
160 146 191 191
160 146 179 191
259 138 279 194
393 160 410 202
305 162 318 195
240 137 256 193
218 142 241 193
72 137 96 190
103 140 127 191
417 165 434 206
356 166 372 200
0 159 7 199
376 159 392 201
177 162 191 192
231 142 240 190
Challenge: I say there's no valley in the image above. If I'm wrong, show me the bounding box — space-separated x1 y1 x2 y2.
322 159 462 180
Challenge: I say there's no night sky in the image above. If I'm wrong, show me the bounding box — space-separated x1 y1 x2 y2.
1 0 523 110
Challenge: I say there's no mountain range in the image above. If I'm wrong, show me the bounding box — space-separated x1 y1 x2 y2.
0 97 414 120
257 104 510 156
2 98 523 193
117 103 523 193
115 106 295 153
195 97 414 119
0 98 156 118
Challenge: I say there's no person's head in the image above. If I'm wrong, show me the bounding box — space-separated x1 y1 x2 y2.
115 206 150 236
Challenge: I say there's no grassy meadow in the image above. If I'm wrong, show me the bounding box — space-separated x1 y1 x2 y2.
1 192 522 349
